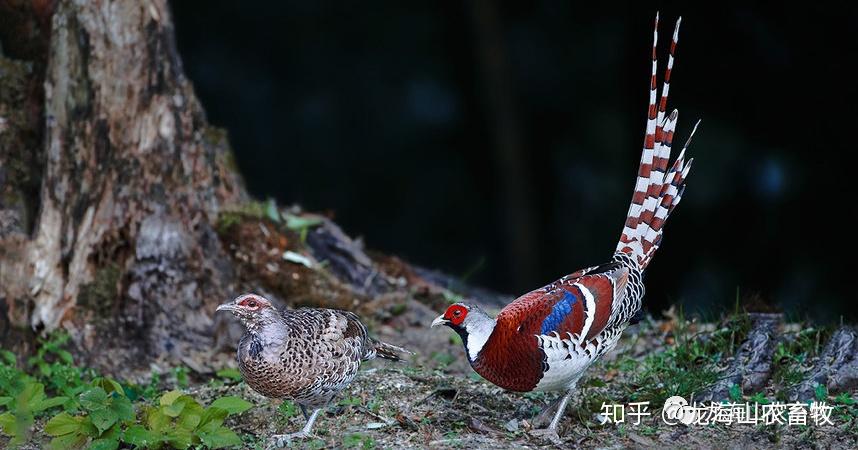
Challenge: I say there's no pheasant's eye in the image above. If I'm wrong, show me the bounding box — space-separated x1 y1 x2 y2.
453 309 461 317
242 299 258 308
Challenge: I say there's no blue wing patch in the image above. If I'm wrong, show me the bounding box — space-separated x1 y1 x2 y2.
540 291 577 335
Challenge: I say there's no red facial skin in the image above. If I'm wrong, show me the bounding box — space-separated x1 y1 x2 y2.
443 304 469 327
237 295 270 311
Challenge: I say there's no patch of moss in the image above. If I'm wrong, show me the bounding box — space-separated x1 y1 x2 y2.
77 263 121 315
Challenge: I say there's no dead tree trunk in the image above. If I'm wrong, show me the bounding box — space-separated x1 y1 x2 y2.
1 0 507 375
0 0 246 369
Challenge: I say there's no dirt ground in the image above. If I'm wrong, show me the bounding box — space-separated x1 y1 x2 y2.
199 315 856 450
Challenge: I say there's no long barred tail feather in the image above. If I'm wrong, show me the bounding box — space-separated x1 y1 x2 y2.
616 14 697 271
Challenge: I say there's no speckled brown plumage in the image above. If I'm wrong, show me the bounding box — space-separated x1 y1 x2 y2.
238 308 369 406
217 293 409 443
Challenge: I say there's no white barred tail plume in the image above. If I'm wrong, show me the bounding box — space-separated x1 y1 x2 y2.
616 13 698 270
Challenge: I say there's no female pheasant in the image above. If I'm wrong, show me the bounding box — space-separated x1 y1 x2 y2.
216 293 410 446
432 14 698 438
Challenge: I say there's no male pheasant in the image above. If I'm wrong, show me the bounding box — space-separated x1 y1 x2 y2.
217 293 410 446
432 14 698 438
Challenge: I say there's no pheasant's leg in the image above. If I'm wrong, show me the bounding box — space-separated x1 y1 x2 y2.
268 408 322 449
547 392 572 432
300 408 322 434
530 391 573 444
531 395 566 427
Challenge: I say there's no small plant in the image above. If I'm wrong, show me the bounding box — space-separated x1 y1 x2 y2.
748 392 770 405
172 367 189 390
2 331 254 449
832 392 857 423
27 333 75 378
283 213 323 243
772 327 827 389
215 368 242 383
728 384 743 402
45 378 132 450
338 396 363 407
124 390 252 449
343 432 376 449
0 381 68 447
365 396 382 414
277 400 300 419
431 352 456 369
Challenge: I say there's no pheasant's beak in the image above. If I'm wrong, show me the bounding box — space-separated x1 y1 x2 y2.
216 302 236 312
431 315 449 328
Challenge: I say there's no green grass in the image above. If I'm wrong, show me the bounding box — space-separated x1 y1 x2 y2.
609 309 751 406
771 326 830 397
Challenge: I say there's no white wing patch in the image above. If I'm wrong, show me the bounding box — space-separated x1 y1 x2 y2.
574 282 596 340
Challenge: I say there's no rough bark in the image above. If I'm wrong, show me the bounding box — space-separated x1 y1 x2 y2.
698 313 782 402
1 0 245 369
790 326 858 401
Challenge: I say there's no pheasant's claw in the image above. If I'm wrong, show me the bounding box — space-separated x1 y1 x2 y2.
529 427 563 445
267 431 313 449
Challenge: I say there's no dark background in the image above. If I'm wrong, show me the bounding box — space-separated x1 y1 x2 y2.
171 1 856 321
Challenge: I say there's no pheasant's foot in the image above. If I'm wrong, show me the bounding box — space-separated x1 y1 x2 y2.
267 431 313 449
529 427 563 446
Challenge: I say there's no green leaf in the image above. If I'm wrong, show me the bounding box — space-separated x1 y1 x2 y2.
79 415 99 436
34 396 69 412
728 383 742 402
109 395 134 423
0 350 15 366
90 406 119 433
198 407 228 431
835 392 856 405
162 395 190 418
56 350 74 365
265 198 281 223
147 408 171 433
209 396 253 415
199 427 242 449
167 427 194 449
0 411 16 436
0 396 12 407
215 368 242 381
177 401 204 430
89 437 119 450
159 390 184 406
79 387 108 411
48 432 88 450
284 214 322 231
92 378 125 397
45 412 82 436
18 381 46 408
124 425 161 448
